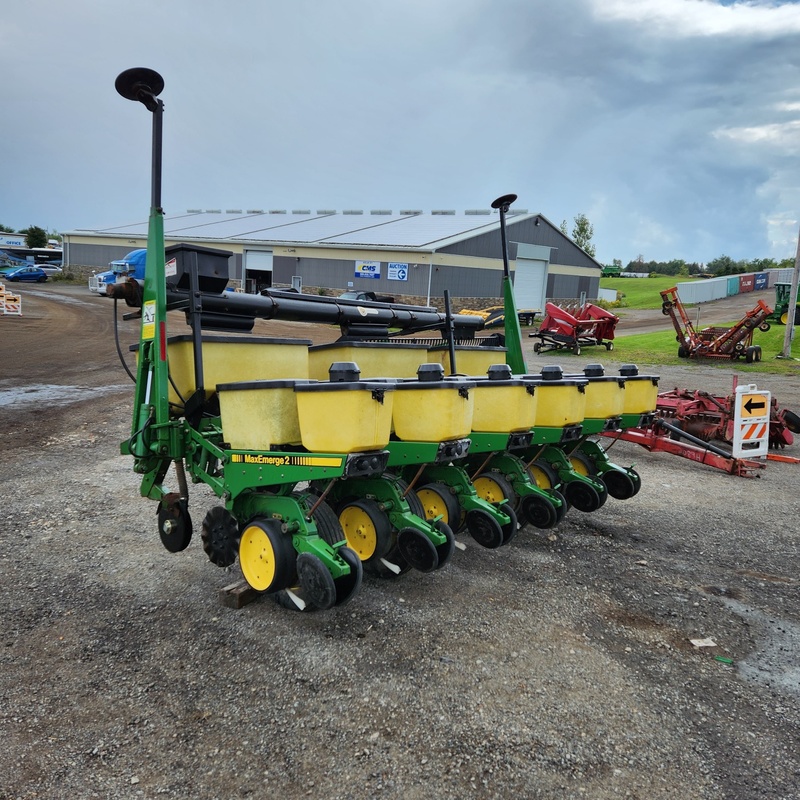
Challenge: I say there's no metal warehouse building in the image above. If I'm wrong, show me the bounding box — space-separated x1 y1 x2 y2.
63 208 602 310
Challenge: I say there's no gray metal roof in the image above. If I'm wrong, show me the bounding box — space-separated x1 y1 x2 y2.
73 209 539 251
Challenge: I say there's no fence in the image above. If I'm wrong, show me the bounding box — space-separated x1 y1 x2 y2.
674 270 791 305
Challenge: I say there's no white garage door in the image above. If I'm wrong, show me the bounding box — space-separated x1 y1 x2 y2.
244 250 273 272
513 257 548 311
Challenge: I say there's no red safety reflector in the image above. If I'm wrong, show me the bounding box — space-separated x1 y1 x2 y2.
160 322 167 361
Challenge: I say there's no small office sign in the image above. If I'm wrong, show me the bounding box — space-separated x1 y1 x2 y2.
355 260 381 279
388 262 408 281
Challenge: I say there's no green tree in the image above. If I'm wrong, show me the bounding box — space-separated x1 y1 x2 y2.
0 223 15 233
560 213 596 257
19 225 47 248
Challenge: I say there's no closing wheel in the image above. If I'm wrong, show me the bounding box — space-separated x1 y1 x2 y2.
296 552 337 610
333 546 363 606
550 488 569 522
605 341 614 351
520 493 558 530
601 469 636 500
396 528 439 573
433 520 455 568
500 505 519 545
473 472 517 509
371 542 412 579
239 518 295 594
465 508 505 549
417 482 461 530
759 321 771 332
563 480 602 513
201 506 240 567
573 343 581 355
338 499 392 564
157 496 192 553
628 468 642 496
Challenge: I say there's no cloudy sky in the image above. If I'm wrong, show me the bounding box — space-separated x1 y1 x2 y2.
2 0 800 264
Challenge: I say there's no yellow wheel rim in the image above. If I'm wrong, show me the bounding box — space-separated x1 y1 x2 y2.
473 475 508 504
780 311 789 325
239 523 277 592
569 457 591 477
417 487 451 524
339 505 377 560
529 465 552 489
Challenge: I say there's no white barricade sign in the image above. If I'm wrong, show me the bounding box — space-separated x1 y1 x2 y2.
3 292 21 316
732 383 770 459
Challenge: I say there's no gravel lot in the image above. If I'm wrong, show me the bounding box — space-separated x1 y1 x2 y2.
1 283 799 799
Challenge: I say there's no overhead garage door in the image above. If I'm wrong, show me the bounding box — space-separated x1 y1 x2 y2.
244 249 273 292
513 257 548 312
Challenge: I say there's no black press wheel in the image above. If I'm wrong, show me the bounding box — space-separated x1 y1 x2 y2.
563 480 602 513
465 508 505 549
600 468 637 500
573 343 581 355
677 345 689 358
519 493 559 530
157 496 193 553
201 506 240 567
396 528 439 573
296 552 337 610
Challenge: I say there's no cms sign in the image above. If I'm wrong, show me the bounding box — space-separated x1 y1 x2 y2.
355 260 381 279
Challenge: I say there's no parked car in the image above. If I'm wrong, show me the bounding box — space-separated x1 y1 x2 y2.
39 264 63 277
5 266 48 282
338 290 395 303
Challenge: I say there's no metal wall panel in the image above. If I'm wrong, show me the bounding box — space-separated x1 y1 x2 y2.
439 217 599 270
547 274 598 301
66 242 136 268
273 256 506 299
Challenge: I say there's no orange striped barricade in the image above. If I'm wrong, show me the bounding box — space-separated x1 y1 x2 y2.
3 291 22 316
732 384 770 459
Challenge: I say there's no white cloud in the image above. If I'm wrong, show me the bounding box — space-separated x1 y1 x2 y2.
714 120 800 152
591 0 800 38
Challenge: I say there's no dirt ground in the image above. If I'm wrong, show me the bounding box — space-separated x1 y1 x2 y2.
1 283 799 800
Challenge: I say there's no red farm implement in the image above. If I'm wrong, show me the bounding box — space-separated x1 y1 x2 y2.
660 286 772 362
602 379 800 477
530 301 619 356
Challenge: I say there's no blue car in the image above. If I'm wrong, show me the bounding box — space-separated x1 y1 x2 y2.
5 266 48 282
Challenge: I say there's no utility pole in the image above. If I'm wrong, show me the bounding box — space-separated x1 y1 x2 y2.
778 226 800 360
